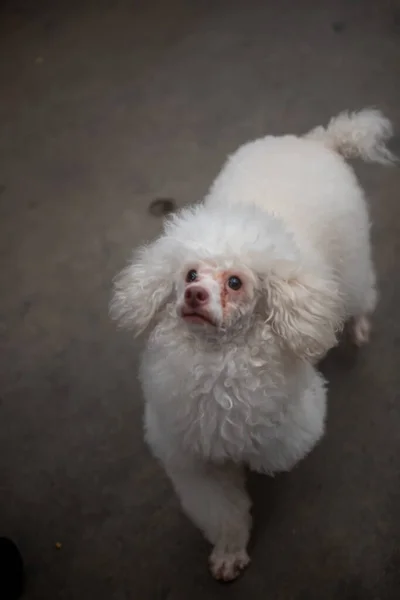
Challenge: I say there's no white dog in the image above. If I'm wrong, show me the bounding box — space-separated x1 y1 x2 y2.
111 110 395 581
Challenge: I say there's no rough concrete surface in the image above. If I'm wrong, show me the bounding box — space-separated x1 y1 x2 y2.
0 1 399 598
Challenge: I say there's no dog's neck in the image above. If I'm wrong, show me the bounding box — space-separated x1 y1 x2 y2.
148 306 291 373
146 308 306 399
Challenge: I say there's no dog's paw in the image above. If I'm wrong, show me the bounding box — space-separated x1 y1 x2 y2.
209 548 250 582
352 315 371 346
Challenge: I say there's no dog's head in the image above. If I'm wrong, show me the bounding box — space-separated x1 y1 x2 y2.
111 204 343 361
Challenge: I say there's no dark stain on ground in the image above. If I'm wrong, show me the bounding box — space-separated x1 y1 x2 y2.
0 184 6 195
148 198 177 217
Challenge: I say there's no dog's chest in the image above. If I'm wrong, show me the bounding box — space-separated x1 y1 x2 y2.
141 341 286 462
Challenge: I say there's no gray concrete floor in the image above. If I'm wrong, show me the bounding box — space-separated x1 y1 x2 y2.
0 0 400 598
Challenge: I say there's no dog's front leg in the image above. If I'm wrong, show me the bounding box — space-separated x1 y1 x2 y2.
166 459 252 581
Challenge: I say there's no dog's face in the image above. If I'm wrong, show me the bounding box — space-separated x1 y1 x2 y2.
176 262 258 330
111 205 343 360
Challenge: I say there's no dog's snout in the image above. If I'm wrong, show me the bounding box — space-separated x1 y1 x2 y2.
185 285 209 306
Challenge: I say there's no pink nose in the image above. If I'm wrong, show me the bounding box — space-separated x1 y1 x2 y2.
184 285 209 306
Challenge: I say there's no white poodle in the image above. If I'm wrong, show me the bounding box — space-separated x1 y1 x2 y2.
111 110 395 581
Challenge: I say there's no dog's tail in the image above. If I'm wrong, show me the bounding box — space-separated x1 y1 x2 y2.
304 109 396 165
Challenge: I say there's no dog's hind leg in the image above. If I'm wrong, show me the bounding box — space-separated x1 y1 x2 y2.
350 269 377 347
351 314 372 346
166 459 252 582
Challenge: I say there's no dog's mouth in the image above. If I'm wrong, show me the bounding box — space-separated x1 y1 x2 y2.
181 310 215 327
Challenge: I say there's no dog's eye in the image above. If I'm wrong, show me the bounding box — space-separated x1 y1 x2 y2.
186 269 198 283
227 276 242 291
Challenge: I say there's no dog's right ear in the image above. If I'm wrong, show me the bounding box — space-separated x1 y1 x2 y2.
110 236 177 335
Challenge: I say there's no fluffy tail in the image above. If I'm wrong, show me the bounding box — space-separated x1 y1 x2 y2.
305 109 396 164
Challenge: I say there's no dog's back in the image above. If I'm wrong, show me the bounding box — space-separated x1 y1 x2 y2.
205 109 394 316
206 109 394 248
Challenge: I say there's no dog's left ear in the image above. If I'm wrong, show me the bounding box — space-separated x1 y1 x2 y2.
262 261 343 361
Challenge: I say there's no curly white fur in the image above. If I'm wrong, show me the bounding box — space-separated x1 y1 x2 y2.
111 109 395 581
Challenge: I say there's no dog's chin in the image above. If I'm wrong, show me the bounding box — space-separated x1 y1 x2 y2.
180 310 216 328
